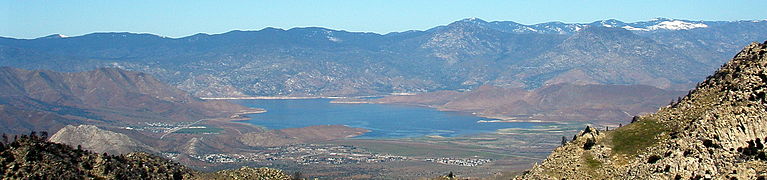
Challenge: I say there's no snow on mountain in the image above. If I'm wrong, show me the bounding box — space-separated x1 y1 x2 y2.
621 26 646 31
36 34 69 39
470 18 728 35
644 20 709 30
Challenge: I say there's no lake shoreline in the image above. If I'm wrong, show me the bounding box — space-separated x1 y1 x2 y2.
231 98 549 139
330 98 561 124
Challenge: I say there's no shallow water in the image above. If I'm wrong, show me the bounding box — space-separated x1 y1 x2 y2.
235 99 549 139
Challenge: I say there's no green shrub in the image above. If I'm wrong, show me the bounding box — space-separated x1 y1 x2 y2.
611 119 668 156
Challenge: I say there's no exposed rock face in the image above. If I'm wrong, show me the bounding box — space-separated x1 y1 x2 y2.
518 41 767 179
49 125 155 155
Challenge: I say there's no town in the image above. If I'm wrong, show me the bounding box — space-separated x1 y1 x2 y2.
165 144 492 167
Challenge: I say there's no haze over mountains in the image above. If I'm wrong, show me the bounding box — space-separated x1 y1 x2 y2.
2 18 766 97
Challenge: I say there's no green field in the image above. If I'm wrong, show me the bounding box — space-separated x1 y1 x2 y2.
174 126 224 134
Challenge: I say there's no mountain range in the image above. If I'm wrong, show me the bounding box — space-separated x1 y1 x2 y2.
2 18 766 97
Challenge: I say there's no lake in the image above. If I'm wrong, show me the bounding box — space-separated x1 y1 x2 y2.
235 99 548 138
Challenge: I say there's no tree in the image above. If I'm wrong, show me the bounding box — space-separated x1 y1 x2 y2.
561 136 567 146
2 133 7 144
291 171 303 180
447 172 454 179
41 131 48 140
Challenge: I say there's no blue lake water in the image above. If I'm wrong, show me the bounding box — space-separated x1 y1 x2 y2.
235 99 548 139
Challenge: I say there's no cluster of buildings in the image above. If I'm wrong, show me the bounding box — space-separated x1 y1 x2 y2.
126 122 195 133
182 144 408 165
190 153 240 163
424 157 492 167
165 144 492 167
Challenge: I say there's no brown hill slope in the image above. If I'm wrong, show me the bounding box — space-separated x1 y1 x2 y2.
0 67 247 134
518 41 767 179
346 84 685 126
48 125 157 155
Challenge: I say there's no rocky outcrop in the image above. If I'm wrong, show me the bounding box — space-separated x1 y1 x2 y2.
49 125 156 155
193 167 292 180
519 41 767 179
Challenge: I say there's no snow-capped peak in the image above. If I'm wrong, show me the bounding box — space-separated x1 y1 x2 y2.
646 20 708 30
38 34 69 39
463 17 480 21
621 26 646 31
457 17 488 24
619 19 709 31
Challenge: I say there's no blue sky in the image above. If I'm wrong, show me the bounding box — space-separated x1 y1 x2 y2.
2 0 766 39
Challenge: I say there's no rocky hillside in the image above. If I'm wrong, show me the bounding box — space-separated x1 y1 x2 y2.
1 18 765 96
0 132 194 179
0 133 292 179
49 125 157 155
518 41 767 179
